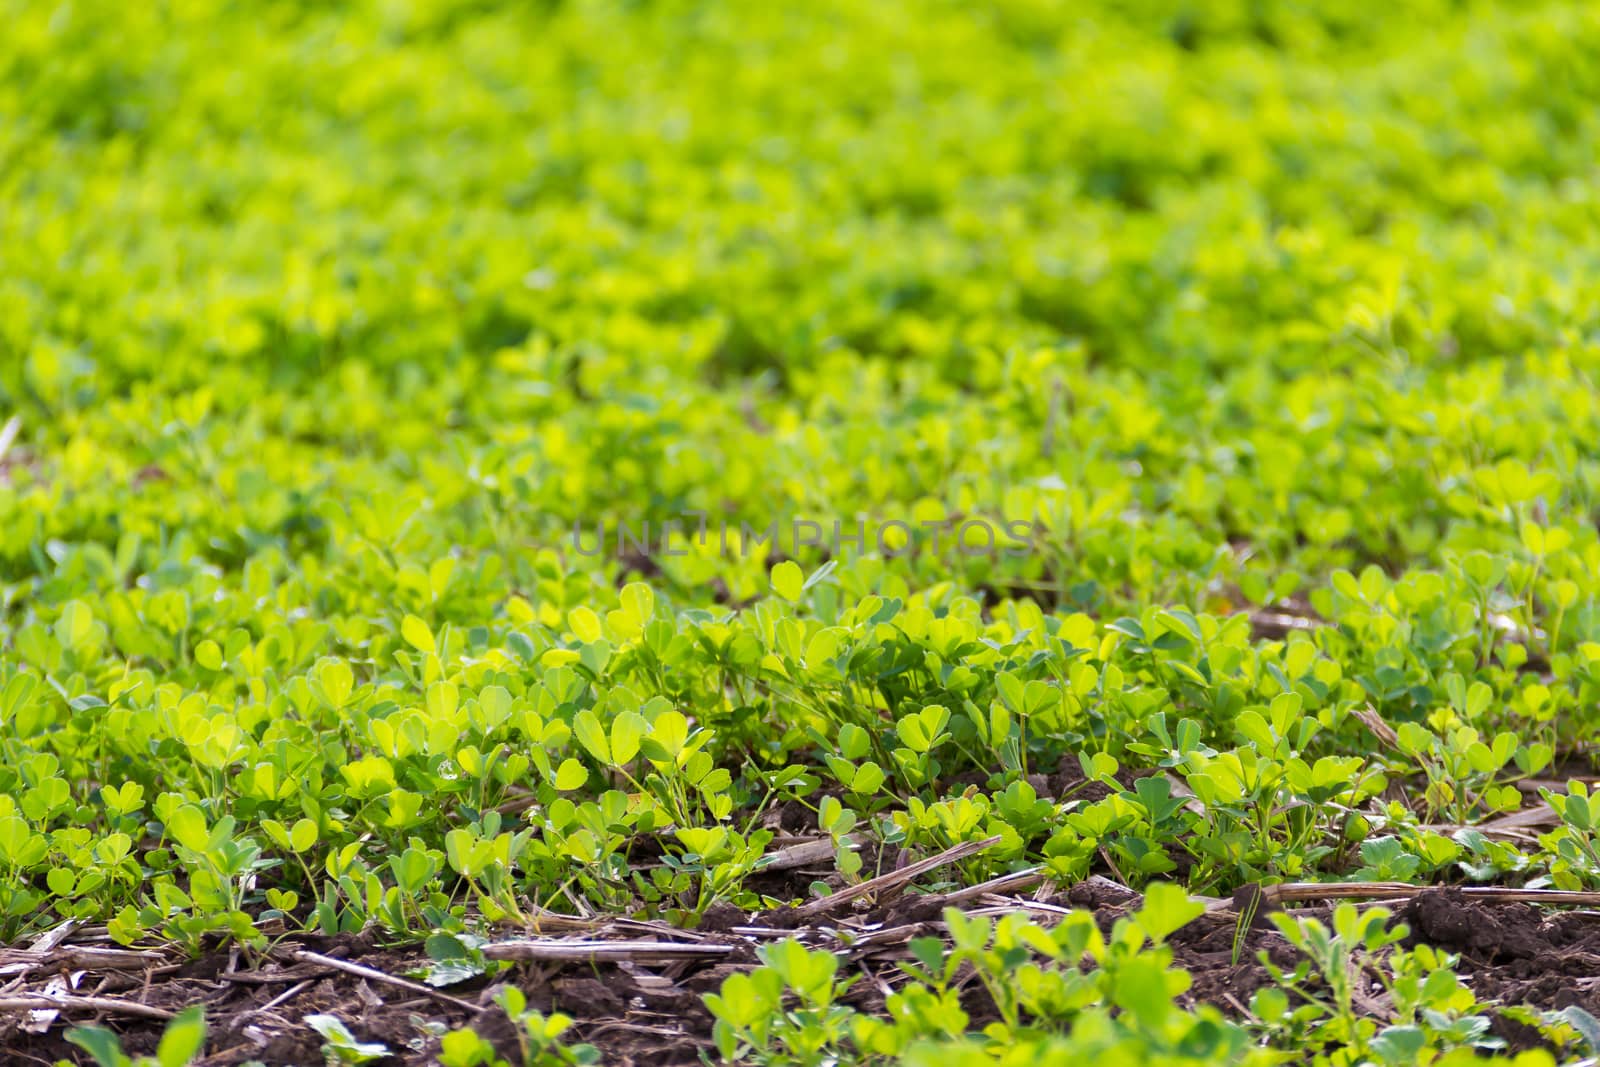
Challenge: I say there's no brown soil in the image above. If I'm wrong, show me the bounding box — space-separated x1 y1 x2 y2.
13 886 1600 1064
1400 889 1600 1019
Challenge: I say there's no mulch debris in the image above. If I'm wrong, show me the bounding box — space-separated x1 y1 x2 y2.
8 874 1600 1064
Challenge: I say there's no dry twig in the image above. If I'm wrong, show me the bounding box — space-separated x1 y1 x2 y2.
289 949 480 1013
791 835 1003 918
0 994 174 1021
480 939 733 964
1251 882 1600 907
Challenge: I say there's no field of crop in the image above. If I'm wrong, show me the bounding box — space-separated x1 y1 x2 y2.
4 0 1600 1063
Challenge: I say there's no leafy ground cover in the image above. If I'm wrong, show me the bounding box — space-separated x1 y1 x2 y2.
4 0 1600 1063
